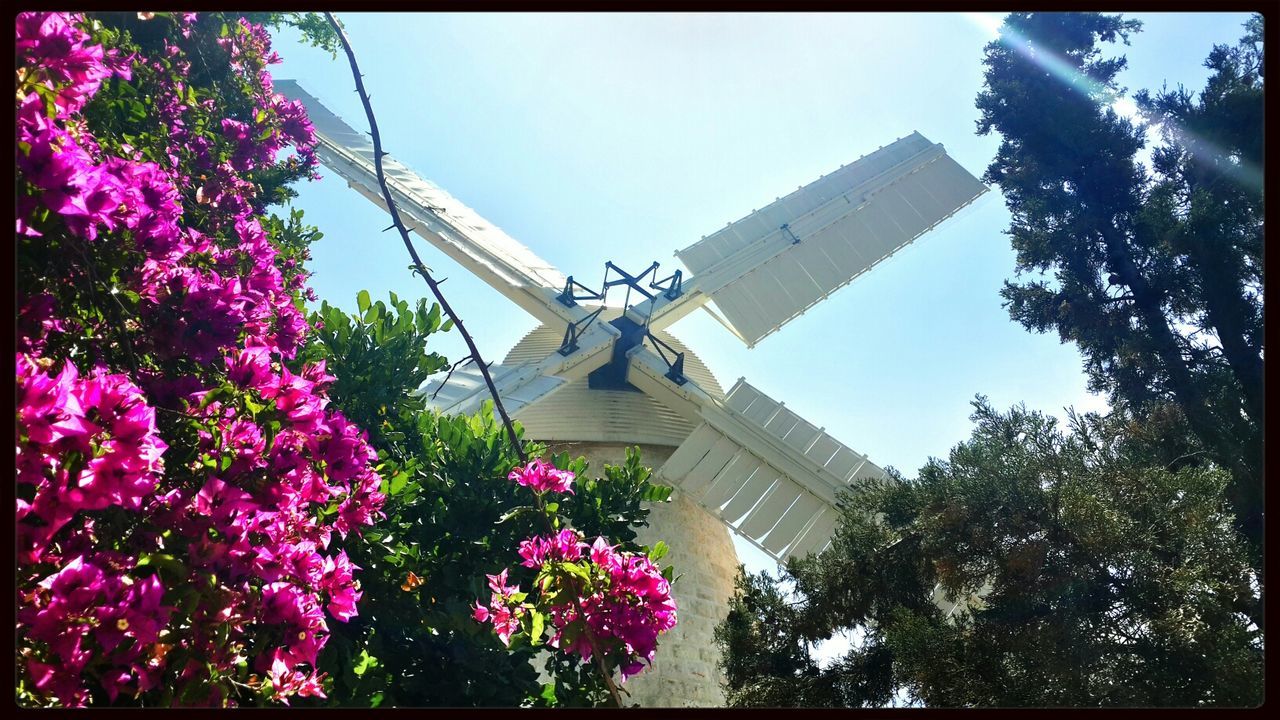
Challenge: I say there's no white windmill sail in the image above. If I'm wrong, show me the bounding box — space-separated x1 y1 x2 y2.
276 80 581 328
647 133 987 345
419 321 617 416
626 348 887 563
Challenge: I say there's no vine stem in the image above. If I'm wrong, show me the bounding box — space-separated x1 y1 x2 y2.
324 12 526 466
325 12 625 707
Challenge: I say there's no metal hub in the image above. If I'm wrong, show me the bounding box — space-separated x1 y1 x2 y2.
587 315 647 391
557 261 688 387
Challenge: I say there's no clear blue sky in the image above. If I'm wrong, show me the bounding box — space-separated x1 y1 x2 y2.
270 12 1254 581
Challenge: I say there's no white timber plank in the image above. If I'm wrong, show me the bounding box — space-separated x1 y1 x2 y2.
761 491 824 555
718 469 780 523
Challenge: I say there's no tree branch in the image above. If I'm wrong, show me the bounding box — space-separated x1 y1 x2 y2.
324 12 526 465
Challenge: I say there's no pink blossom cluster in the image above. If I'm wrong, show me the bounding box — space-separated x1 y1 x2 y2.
19 555 172 705
517 528 585 568
16 12 318 365
472 569 526 646
15 349 384 705
553 537 678 681
476 528 677 682
15 12 378 707
507 458 576 495
16 354 168 564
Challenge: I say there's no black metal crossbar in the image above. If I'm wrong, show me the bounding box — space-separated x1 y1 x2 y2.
649 269 683 301
558 306 605 356
556 275 604 308
645 331 687 385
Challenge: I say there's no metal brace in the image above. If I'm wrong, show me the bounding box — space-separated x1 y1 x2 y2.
646 331 687 385
649 268 683 301
558 306 604 356
556 276 604 308
781 223 801 244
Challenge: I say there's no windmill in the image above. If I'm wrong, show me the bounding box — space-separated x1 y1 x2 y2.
278 80 988 707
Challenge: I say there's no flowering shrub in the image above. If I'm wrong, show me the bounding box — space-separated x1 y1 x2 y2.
15 12 381 706
476 460 677 686
299 297 677 707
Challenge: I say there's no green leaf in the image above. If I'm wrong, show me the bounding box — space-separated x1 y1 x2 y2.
357 289 371 314
496 506 534 524
649 540 669 562
642 483 674 502
136 552 184 576
352 648 379 676
530 610 545 646
388 470 409 496
558 562 591 582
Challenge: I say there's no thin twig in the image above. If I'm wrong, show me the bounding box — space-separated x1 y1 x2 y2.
430 357 474 401
65 235 141 375
326 15 628 706
325 12 526 464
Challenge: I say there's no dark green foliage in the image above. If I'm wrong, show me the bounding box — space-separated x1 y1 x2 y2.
295 294 673 706
716 13 1264 708
715 400 1262 707
975 12 1264 566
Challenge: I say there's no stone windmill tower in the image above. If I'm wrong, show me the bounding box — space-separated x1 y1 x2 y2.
279 81 987 707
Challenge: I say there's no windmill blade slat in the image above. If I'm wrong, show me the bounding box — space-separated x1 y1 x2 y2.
632 350 884 563
696 452 761 508
707 284 772 344
418 323 616 416
678 436 742 499
723 381 764 413
738 478 801 538
803 435 842 468
718 470 780 523
668 132 987 346
658 423 721 480
783 507 840 561
760 491 823 555
276 81 580 327
781 418 823 454
763 408 802 438
826 447 867 483
785 238 850 292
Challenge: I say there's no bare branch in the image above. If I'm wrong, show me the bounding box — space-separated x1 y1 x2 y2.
430 357 474 402
325 13 527 464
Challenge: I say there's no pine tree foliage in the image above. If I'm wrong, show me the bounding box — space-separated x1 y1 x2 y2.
715 14 1264 707
977 12 1264 563
715 401 1262 707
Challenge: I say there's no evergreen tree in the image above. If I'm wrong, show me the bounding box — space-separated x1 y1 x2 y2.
714 14 1265 707
976 12 1264 568
715 401 1262 707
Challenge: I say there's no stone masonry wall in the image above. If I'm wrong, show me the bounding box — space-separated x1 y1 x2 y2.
546 442 740 708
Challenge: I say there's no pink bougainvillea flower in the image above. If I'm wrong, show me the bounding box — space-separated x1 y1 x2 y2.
486 568 517 598
507 458 576 495
14 11 364 706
